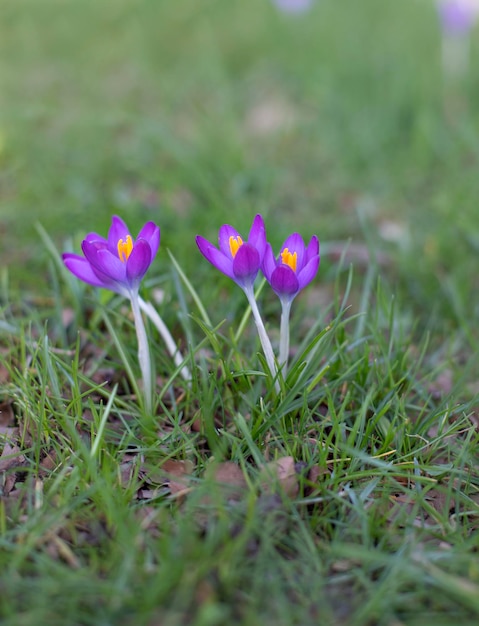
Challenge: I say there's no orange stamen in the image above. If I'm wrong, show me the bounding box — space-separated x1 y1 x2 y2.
117 235 133 262
229 235 243 258
280 247 297 272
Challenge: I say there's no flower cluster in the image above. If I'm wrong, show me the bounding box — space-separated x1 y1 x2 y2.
196 215 320 380
63 213 319 407
196 215 319 305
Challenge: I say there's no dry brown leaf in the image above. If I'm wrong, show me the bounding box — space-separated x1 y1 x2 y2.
137 488 166 501
161 459 194 477
304 465 329 496
427 369 453 401
191 418 202 432
0 442 26 472
259 456 299 498
0 426 18 439
206 462 247 488
204 461 248 502
154 459 195 496
1 472 17 496
0 401 15 427
136 505 162 535
39 449 59 475
118 461 136 488
467 410 479 431
423 488 453 514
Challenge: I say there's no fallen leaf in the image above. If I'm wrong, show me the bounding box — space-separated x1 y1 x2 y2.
304 464 329 496
1 472 17 495
206 462 247 488
0 442 26 472
118 460 136 488
204 461 248 502
427 369 453 403
0 401 15 427
259 456 299 498
39 449 59 475
145 459 195 497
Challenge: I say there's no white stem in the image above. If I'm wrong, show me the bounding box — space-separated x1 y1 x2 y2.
279 298 292 374
138 296 191 382
130 294 153 414
442 32 470 80
244 286 280 393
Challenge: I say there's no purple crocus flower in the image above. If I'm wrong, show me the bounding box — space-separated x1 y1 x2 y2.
438 0 479 34
63 215 161 412
196 214 279 387
63 215 160 297
263 232 320 370
262 233 320 302
195 214 267 291
272 0 313 14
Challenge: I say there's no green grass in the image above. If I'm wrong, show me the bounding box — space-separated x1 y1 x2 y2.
2 0 479 624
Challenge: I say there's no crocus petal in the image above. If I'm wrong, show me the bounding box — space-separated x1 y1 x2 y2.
297 254 320 291
107 215 131 255
84 232 108 247
81 240 126 281
262 243 277 282
270 265 299 297
94 248 128 282
62 253 108 289
232 244 260 284
305 235 319 264
247 214 267 260
196 236 235 280
137 222 160 259
218 224 242 259
81 239 104 266
126 239 152 287
64 253 127 295
280 232 306 270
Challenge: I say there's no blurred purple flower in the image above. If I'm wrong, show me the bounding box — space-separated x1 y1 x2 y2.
262 233 320 302
196 214 267 290
438 0 479 34
272 0 313 14
63 215 160 297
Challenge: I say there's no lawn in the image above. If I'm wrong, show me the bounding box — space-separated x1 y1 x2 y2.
2 0 479 624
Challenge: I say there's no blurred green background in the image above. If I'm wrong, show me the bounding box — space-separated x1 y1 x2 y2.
1 0 479 330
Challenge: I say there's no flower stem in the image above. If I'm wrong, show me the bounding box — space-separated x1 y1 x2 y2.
244 287 280 393
279 298 292 374
138 296 191 383
130 294 153 414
